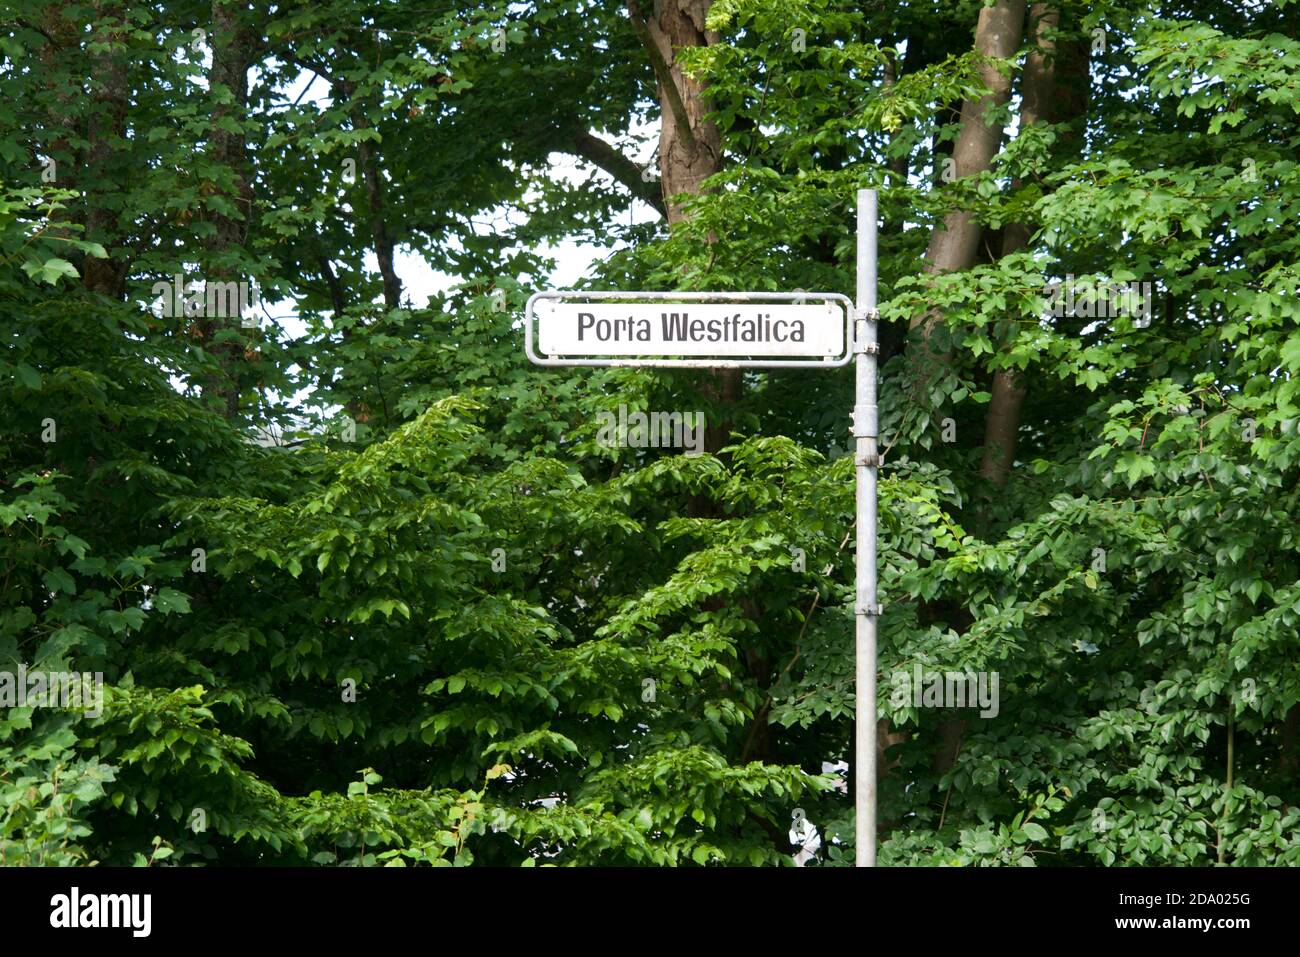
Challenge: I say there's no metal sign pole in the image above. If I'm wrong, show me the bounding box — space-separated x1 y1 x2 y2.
854 188 879 867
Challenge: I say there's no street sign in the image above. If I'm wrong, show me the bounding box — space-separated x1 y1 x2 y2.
525 291 852 368
521 191 880 868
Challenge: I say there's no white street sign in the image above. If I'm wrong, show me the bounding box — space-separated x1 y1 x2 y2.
526 292 852 368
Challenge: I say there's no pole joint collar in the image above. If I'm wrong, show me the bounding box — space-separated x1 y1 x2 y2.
850 403 878 439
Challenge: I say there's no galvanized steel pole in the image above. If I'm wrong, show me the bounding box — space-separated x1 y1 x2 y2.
854 189 879 867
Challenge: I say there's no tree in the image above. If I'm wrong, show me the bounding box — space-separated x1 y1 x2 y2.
2 0 1299 867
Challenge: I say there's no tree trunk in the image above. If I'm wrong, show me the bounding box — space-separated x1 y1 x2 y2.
979 5 1090 488
907 0 1026 419
628 0 737 455
914 0 1027 777
884 36 926 182
918 0 1027 289
629 0 722 224
81 3 129 297
978 3 1057 488
1282 705 1300 785
353 101 402 310
200 0 255 418
36 4 80 253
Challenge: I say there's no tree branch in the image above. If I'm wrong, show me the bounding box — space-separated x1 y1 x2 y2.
625 0 696 149
565 128 666 218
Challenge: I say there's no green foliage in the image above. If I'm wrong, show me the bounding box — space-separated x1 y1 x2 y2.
3 0 1299 867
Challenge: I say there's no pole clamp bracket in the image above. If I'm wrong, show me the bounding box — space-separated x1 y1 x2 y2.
855 602 884 617
853 310 879 354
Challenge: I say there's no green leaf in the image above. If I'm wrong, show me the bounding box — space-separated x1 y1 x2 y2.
15 364 41 389
153 588 192 615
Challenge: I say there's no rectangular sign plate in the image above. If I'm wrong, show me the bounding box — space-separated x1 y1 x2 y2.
525 291 853 368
